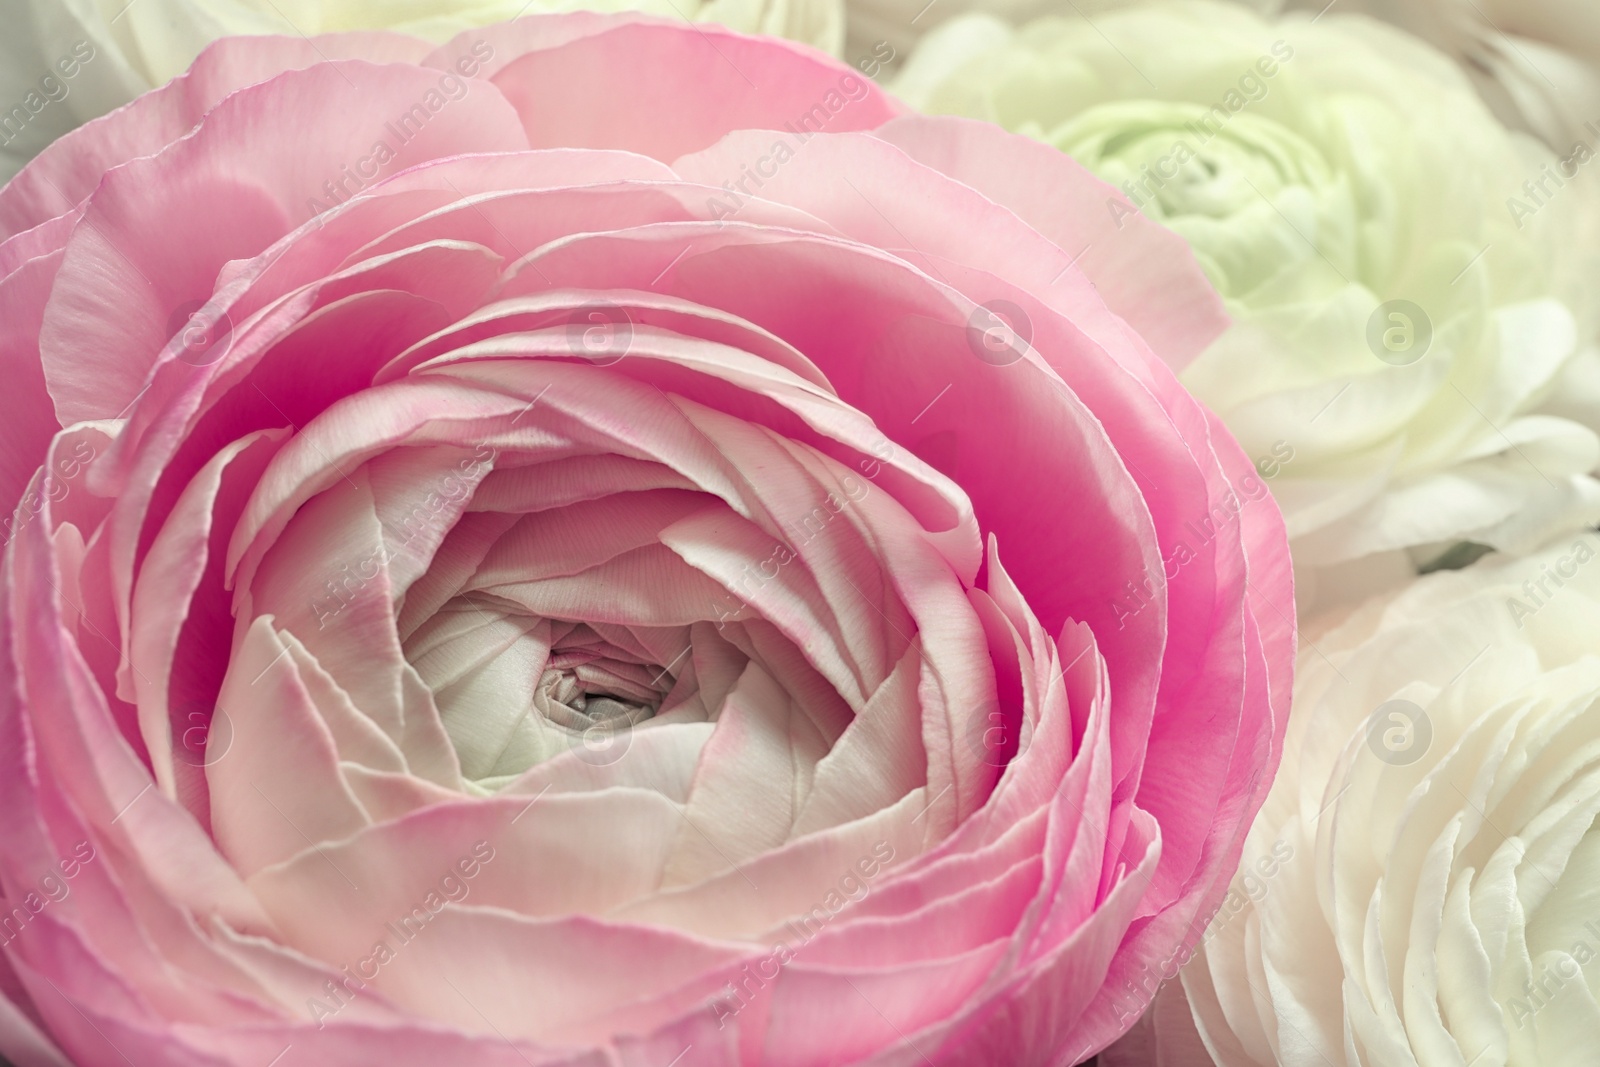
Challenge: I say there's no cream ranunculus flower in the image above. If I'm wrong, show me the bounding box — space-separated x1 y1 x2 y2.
0 0 844 180
1103 533 1600 1066
852 0 1600 183
1268 0 1600 156
967 0 1600 158
894 0 1600 610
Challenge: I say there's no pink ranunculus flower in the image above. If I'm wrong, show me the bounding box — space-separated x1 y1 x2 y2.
0 15 1291 1066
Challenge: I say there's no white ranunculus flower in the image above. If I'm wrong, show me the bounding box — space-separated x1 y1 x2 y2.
894 1 1600 610
844 0 1137 83
0 0 844 181
1102 534 1600 1067
853 0 1600 169
1266 0 1600 156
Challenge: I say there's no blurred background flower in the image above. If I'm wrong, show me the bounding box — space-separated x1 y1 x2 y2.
1269 0 1600 156
852 0 1600 159
1103 533 1600 1065
0 0 846 181
894 0 1600 611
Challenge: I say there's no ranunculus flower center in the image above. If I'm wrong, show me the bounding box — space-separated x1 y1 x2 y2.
408 605 677 790
383 415 967 799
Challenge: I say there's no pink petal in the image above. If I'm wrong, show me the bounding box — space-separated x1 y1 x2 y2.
40 60 528 426
0 32 437 238
466 19 900 161
874 114 1230 372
